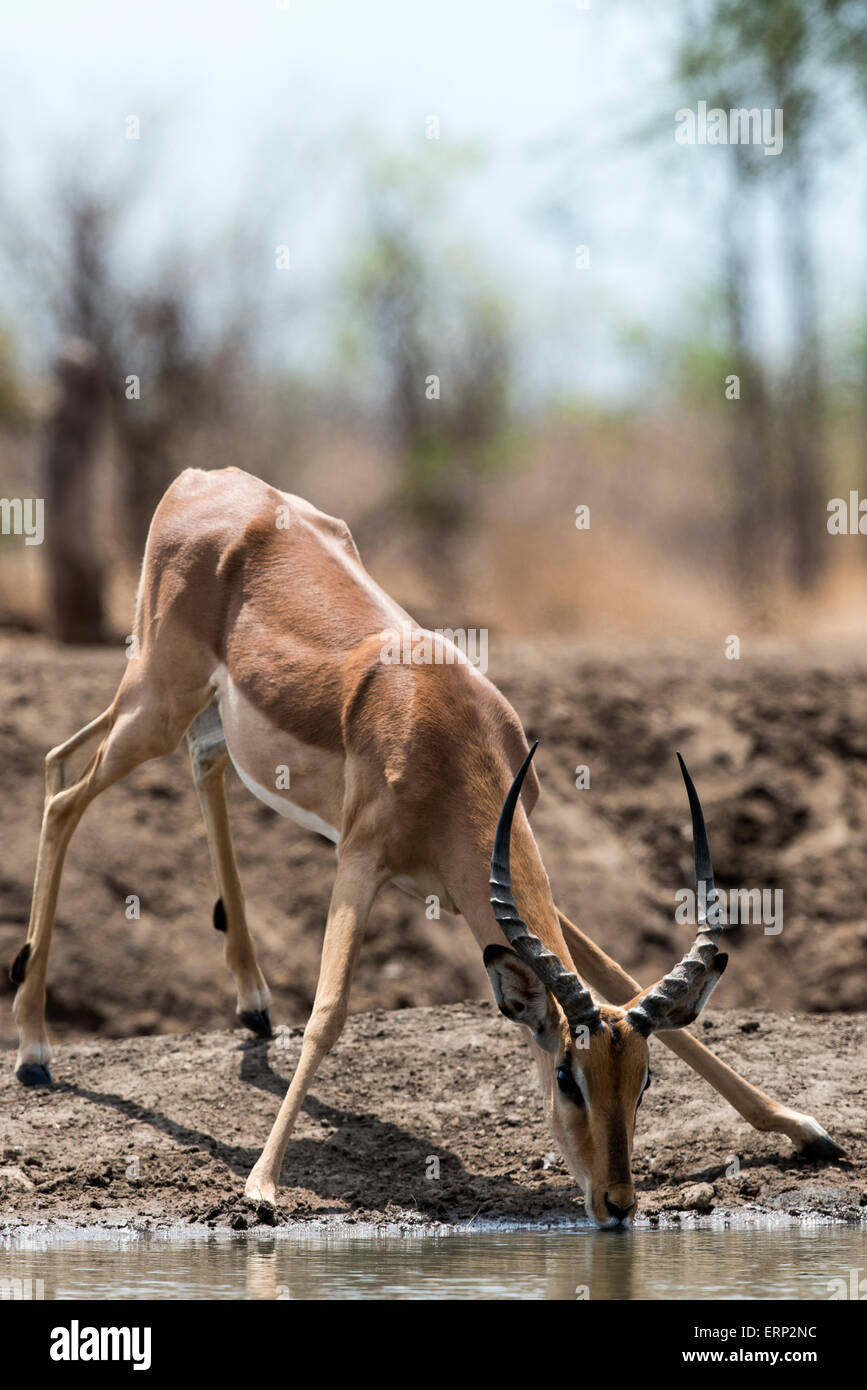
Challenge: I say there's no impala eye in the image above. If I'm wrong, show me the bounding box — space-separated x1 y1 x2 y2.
556 1062 584 1107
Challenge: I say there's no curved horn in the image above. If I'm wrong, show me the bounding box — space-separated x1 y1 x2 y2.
490 742 602 1037
626 753 728 1036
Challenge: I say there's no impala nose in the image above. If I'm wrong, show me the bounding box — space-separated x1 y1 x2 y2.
604 1195 636 1225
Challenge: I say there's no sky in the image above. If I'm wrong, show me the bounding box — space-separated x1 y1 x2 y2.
1 0 864 399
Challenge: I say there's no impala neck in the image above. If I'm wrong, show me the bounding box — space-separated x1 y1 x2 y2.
450 775 572 964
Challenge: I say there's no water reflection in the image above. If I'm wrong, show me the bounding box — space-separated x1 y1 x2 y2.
1 1227 864 1300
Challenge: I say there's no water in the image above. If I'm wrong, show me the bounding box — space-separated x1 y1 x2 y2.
2 1225 865 1300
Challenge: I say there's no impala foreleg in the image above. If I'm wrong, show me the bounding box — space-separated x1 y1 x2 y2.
245 847 387 1207
187 705 272 1038
556 909 844 1160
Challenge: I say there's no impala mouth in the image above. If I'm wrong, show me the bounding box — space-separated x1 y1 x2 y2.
591 1211 635 1231
587 1194 636 1230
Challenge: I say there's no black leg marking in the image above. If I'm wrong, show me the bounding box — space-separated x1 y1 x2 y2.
213 898 227 933
9 942 31 986
240 1009 273 1039
800 1134 846 1162
16 1063 52 1086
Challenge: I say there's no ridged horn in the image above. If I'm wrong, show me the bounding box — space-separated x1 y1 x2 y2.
626 753 728 1036
490 743 602 1037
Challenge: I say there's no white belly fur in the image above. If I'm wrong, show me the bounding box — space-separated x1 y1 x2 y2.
230 757 340 844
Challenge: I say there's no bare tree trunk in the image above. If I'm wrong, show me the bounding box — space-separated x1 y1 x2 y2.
39 340 108 643
723 163 774 604
782 158 826 590
119 426 173 559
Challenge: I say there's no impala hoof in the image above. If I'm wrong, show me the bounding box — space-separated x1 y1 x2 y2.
799 1133 846 1162
245 1172 278 1207
16 1063 52 1087
240 1008 273 1039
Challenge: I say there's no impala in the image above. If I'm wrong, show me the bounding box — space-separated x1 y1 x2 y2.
9 467 843 1228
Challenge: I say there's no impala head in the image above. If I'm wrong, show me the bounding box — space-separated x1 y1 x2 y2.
487 743 728 1230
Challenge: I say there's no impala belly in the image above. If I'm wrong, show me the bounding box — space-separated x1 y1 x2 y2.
210 667 456 910
230 761 340 843
212 667 344 841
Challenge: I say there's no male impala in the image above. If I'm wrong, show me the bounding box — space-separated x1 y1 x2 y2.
10 467 842 1228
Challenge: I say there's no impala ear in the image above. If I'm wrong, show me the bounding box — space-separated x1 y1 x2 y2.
483 944 559 1046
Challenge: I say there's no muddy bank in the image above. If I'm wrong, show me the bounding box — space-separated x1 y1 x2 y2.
0 1002 863 1232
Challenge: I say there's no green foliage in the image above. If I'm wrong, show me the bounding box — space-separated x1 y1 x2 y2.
611 283 737 411
336 146 514 514
676 0 850 156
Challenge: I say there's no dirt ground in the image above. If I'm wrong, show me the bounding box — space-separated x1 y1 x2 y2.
1 632 867 1060
0 1002 863 1230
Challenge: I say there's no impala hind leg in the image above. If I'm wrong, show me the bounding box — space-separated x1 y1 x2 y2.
186 703 273 1038
12 678 211 1084
245 847 388 1206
